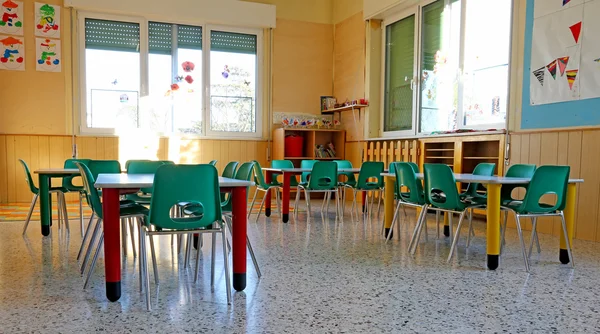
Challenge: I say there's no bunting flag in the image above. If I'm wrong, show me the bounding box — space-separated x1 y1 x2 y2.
546 60 557 79
563 0 571 5
557 56 570 76
569 22 582 43
594 58 600 63
533 66 545 86
566 69 578 90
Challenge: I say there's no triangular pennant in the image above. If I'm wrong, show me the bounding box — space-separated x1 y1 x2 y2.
533 67 545 86
566 69 578 90
569 22 582 43
557 56 570 76
594 58 600 63
563 0 571 5
546 60 557 79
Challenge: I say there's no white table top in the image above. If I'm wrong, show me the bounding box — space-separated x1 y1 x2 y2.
34 168 80 175
262 167 362 173
380 172 584 184
95 173 254 189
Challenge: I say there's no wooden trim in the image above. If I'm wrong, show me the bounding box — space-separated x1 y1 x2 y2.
511 125 600 135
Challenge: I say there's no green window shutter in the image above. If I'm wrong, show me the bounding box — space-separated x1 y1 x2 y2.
210 31 256 54
149 22 172 55
85 18 140 52
177 25 202 50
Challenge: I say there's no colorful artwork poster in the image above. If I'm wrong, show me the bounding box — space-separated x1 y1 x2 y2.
34 2 59 38
35 37 60 72
0 34 24 70
579 0 600 99
0 0 23 35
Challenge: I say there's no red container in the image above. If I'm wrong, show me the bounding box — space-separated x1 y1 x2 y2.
285 134 304 157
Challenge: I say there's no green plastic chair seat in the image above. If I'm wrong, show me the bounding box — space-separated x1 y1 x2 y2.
509 165 570 215
271 160 299 187
351 161 384 191
459 163 496 201
299 161 338 191
500 164 536 207
424 163 481 211
300 160 318 184
334 160 357 188
221 162 255 213
63 159 92 192
392 162 425 205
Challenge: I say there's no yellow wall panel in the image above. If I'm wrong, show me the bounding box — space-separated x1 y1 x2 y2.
0 136 7 203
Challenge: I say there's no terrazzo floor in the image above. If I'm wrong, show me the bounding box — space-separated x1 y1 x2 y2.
1 204 600 333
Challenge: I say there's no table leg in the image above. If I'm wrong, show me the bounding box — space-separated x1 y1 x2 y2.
443 213 450 237
486 184 501 270
39 175 51 236
560 183 577 264
384 176 395 237
282 172 290 223
265 171 272 217
102 188 122 302
232 187 247 291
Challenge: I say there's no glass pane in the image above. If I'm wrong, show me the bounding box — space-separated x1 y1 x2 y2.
174 48 203 134
85 46 140 129
462 0 510 127
210 31 257 133
419 0 460 133
384 15 415 132
146 53 172 133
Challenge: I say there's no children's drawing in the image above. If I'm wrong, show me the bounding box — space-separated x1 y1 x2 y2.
0 34 24 70
34 2 59 37
35 37 61 72
0 0 23 35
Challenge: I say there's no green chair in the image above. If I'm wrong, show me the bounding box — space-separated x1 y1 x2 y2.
386 162 426 242
209 160 217 166
503 165 573 272
346 161 384 219
19 159 70 235
141 164 231 310
126 160 170 205
335 160 356 212
294 161 340 219
125 159 151 171
499 164 537 254
74 162 149 290
409 164 478 261
460 162 496 203
300 160 318 185
63 158 91 235
248 161 281 221
272 159 298 187
220 161 239 204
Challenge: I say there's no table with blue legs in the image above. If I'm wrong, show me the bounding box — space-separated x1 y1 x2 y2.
34 168 79 236
381 172 583 270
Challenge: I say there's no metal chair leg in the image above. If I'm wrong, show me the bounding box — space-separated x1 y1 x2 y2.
500 210 508 255
466 209 473 248
22 194 39 235
141 227 151 311
514 215 530 272
221 224 232 305
60 193 70 233
447 210 468 263
84 233 103 289
559 212 574 268
121 218 128 257
409 205 428 254
129 219 137 258
148 229 159 284
210 231 216 287
377 189 382 218
79 193 84 237
294 187 301 216
435 210 440 239
248 189 259 218
256 191 267 222
528 217 538 259
386 201 403 242
81 218 102 275
77 214 95 261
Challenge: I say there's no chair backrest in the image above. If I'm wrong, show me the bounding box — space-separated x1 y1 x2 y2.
125 159 151 171
307 161 338 190
18 159 38 195
335 160 356 185
517 165 570 214
356 161 384 189
74 162 103 218
149 164 222 230
88 160 122 180
393 162 425 205
423 163 464 210
127 160 167 193
272 159 298 186
62 159 92 190
222 161 239 179
463 162 496 197
407 162 420 173
501 164 536 201
300 160 317 184
252 160 269 188
209 160 217 166
223 162 255 212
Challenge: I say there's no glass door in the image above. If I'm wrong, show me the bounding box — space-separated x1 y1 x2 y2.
382 10 418 136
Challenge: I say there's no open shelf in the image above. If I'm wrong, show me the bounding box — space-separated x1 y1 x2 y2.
321 104 368 115
426 156 455 159
273 128 346 163
426 149 455 152
463 157 499 160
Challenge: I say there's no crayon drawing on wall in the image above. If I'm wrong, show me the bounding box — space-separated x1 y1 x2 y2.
0 34 24 70
35 37 60 72
530 0 600 105
0 0 23 35
34 2 59 38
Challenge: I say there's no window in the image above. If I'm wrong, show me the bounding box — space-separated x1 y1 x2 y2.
382 0 511 136
79 13 262 138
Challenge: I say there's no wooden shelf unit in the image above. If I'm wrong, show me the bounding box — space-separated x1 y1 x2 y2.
273 128 346 167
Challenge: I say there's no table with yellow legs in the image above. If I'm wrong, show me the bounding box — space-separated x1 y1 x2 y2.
382 172 582 270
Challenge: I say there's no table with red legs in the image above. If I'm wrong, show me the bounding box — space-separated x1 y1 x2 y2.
95 173 253 302
262 167 361 223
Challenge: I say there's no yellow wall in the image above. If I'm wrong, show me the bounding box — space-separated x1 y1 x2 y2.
244 0 333 24
333 0 364 24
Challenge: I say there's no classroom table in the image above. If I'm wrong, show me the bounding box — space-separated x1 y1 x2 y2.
34 168 79 236
261 167 362 223
95 173 254 302
381 172 584 270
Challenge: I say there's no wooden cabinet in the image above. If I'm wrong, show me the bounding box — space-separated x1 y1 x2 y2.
272 128 346 166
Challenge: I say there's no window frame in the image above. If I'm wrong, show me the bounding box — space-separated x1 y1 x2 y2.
77 12 263 139
380 0 510 137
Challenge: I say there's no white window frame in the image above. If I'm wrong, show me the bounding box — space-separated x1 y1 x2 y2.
380 0 510 137
77 12 263 139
